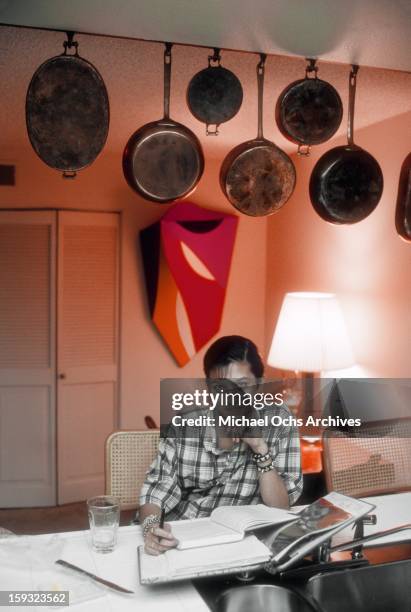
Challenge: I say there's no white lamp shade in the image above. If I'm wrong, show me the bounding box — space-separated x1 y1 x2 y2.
268 292 354 372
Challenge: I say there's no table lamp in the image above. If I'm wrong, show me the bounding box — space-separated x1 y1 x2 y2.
268 292 355 418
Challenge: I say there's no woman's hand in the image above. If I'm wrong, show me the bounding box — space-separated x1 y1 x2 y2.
144 523 178 556
241 437 268 454
231 435 268 455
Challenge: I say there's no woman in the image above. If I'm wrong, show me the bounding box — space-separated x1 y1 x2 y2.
139 335 302 555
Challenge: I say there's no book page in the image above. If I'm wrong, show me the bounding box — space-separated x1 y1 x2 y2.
166 535 271 576
211 504 295 534
170 517 241 549
138 546 169 583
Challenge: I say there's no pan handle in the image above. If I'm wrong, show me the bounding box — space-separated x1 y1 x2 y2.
62 171 77 179
163 42 173 120
256 53 266 140
206 124 220 136
347 64 359 146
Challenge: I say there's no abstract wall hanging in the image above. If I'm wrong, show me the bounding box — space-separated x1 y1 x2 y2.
140 201 238 366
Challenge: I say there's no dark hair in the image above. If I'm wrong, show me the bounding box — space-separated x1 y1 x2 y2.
203 335 264 379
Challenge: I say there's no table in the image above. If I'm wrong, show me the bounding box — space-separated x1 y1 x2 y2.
0 525 208 612
1 492 410 611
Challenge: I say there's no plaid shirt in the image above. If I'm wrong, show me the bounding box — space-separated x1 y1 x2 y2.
140 405 302 520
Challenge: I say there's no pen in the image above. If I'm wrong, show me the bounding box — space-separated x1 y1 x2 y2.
159 507 165 529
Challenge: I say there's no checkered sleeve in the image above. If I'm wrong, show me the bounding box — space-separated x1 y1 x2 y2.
270 415 303 505
139 436 182 512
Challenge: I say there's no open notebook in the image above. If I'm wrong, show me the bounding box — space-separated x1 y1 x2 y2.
170 504 295 550
138 535 271 584
138 493 375 584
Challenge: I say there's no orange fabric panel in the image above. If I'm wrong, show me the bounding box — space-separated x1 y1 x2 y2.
301 438 323 474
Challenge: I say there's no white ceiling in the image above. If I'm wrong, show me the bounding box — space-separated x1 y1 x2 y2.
1 0 411 73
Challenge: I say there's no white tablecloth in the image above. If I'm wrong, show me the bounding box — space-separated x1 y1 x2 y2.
0 525 209 612
1 492 410 611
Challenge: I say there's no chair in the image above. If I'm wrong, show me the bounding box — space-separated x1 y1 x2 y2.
105 430 160 510
322 418 411 497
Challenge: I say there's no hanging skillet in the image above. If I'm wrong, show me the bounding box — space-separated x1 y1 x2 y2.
26 32 109 178
310 65 383 224
187 48 243 135
220 54 296 217
123 43 204 203
276 58 343 156
395 152 411 242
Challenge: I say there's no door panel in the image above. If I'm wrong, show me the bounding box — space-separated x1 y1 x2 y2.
0 222 51 368
57 211 119 504
0 386 52 480
59 223 118 367
0 211 56 507
58 382 115 498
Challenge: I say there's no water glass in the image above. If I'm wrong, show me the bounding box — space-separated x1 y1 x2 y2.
87 495 120 553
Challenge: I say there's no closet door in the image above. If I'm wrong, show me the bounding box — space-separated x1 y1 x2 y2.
57 211 119 504
0 211 56 507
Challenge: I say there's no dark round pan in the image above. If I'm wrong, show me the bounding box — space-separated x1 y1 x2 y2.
26 34 109 177
220 55 296 217
310 66 383 224
395 152 411 242
123 43 204 203
187 48 243 135
276 59 342 155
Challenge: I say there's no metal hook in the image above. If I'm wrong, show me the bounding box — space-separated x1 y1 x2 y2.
350 64 359 82
258 53 267 71
164 41 173 59
66 31 75 48
305 57 318 78
208 47 221 66
63 31 78 55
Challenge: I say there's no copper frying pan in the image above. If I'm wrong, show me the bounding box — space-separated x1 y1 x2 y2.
309 65 383 224
276 58 343 156
220 54 296 217
26 32 109 178
123 43 204 203
187 48 243 135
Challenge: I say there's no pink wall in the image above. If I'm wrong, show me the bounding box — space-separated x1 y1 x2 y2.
0 24 410 430
265 112 411 378
0 27 268 427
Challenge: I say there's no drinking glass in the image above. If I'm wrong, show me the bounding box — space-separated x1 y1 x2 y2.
87 495 120 553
